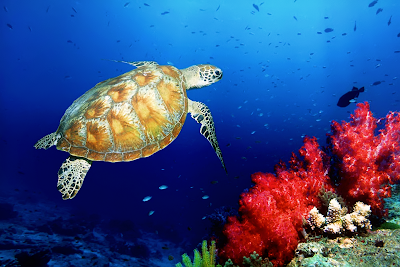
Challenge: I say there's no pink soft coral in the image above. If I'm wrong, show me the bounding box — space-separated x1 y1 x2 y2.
330 102 400 216
219 137 334 266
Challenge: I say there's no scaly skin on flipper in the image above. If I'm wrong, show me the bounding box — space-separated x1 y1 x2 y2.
34 132 59 150
57 156 92 200
188 99 227 173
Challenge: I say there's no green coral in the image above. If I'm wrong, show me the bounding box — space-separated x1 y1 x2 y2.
223 252 273 267
176 240 220 267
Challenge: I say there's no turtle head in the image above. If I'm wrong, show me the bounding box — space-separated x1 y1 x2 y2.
182 64 223 89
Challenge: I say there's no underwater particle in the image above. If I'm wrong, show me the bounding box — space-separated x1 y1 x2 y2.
202 195 209 200
251 131 256 134
6 23 12 29
397 33 400 37
148 210 155 216
354 21 357 31
3 6 8 12
226 143 231 147
161 11 170 15
168 255 174 261
324 28 334 33
143 196 152 202
124 2 130 7
159 185 168 190
211 180 218 184
72 7 77 13
316 119 321 122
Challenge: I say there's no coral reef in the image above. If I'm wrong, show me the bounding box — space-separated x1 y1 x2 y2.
288 229 400 267
308 199 371 234
219 102 400 266
330 102 400 217
219 137 334 266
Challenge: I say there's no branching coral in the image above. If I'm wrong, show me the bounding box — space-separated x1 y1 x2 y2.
308 198 371 234
330 102 400 217
219 137 334 266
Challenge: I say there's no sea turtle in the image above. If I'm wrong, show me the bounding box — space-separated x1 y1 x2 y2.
34 60 226 200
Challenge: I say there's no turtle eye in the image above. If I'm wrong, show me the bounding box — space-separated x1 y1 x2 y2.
215 70 220 76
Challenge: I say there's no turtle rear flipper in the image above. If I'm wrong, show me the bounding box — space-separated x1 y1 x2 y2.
57 156 92 200
188 99 227 174
34 132 58 150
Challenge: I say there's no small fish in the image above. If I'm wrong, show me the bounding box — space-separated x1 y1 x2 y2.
144 3 150 6
28 26 32 32
354 21 357 31
168 255 174 261
159 185 168 190
202 195 209 200
162 246 169 250
342 33 347 36
67 40 73 43
148 210 155 216
3 6 8 12
324 28 334 33
293 16 297 21
216 5 220 11
324 16 329 19
124 2 130 7
376 8 383 15
72 7 77 13
337 86 365 107
372 81 383 86
161 11 169 15
253 4 259 12
317 31 322 34
143 196 152 202
388 15 392 26
211 180 218 184
395 51 400 53
397 33 400 37
368 0 378 7
6 23 13 29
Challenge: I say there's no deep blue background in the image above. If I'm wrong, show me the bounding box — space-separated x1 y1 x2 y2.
1 0 399 251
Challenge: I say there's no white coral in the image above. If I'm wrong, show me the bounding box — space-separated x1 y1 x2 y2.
307 199 371 234
308 207 325 230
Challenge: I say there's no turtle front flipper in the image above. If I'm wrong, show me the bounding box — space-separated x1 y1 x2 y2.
34 132 59 150
57 156 92 200
188 99 227 173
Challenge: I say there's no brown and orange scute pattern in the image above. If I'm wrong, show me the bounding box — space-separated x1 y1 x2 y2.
56 64 188 162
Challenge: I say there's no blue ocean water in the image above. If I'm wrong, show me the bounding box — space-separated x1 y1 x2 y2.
1 0 399 265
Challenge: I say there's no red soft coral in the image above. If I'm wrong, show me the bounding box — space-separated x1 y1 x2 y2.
330 102 400 217
219 137 334 266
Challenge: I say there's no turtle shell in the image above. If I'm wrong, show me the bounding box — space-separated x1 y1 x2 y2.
55 65 188 162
